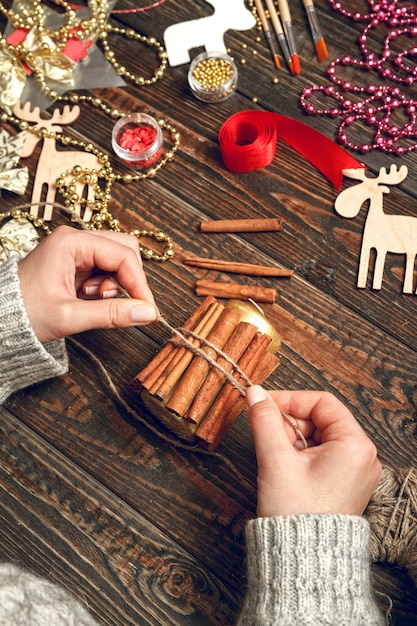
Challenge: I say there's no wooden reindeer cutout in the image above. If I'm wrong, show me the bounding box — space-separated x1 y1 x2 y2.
14 101 102 222
334 165 417 293
163 0 256 66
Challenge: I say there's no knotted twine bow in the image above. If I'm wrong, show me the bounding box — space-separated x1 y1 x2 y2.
218 111 366 189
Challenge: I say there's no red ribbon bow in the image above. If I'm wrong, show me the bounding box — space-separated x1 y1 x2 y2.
218 111 365 189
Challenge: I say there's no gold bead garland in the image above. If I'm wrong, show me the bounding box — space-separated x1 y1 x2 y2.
0 208 52 235
0 203 174 262
1 104 179 261
0 0 168 100
100 25 168 86
0 0 180 262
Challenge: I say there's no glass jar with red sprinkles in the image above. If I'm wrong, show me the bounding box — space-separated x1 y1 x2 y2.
112 113 164 168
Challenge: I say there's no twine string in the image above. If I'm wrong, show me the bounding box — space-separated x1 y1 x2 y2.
10 204 415 582
111 0 169 13
157 315 308 449
366 465 417 593
0 203 307 448
159 318 252 392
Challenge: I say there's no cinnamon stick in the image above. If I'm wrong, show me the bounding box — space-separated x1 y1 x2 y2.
152 301 224 399
185 321 258 425
165 308 241 417
200 218 282 233
195 279 276 303
135 295 217 388
195 333 270 441
183 256 294 277
195 333 279 448
203 351 279 450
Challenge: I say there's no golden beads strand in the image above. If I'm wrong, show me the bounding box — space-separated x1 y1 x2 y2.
1 102 180 261
0 0 179 261
100 25 168 86
0 0 167 100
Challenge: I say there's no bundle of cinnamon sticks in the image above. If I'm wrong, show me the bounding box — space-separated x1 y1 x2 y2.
131 296 280 450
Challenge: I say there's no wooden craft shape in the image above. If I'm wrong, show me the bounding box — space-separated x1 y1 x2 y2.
334 165 416 293
13 101 102 222
163 0 256 66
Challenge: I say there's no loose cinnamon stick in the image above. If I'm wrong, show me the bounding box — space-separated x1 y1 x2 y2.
195 279 276 303
200 218 282 233
183 256 294 277
165 308 241 417
185 321 258 425
135 295 217 388
153 301 224 399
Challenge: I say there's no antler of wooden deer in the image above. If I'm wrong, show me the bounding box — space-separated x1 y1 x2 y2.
342 164 408 185
375 164 408 185
13 101 44 123
342 167 368 181
13 101 99 222
13 101 81 126
14 101 82 159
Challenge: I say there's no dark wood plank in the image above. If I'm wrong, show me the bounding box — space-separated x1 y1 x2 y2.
0 407 238 625
1 0 417 623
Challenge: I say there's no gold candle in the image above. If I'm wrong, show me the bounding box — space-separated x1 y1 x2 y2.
225 299 281 353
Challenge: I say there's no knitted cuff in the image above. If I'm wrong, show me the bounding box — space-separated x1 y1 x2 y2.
0 257 68 404
238 514 385 626
0 564 100 625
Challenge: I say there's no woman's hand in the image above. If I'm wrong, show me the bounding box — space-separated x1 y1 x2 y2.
246 386 382 518
18 226 158 344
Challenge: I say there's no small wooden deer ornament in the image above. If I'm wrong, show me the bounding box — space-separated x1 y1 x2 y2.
334 165 417 293
14 101 102 222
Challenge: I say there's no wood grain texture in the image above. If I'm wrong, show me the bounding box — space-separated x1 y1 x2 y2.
1 0 417 624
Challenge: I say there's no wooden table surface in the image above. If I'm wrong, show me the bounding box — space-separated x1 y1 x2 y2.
1 1 417 624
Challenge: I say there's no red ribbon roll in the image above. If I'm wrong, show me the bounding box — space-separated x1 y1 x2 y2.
218 111 365 189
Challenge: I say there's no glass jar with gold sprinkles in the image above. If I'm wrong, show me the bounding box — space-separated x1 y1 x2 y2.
188 51 238 102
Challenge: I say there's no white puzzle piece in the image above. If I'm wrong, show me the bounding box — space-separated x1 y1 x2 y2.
164 0 256 66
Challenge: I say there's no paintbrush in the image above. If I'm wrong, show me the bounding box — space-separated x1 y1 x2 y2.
302 0 328 62
254 0 281 70
276 0 301 74
264 0 294 74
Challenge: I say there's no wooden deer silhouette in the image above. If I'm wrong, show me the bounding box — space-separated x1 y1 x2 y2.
14 101 102 222
334 165 417 293
163 0 256 66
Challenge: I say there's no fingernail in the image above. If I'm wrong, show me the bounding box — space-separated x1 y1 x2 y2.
103 289 120 299
246 385 267 408
85 285 100 296
130 303 158 324
295 440 307 450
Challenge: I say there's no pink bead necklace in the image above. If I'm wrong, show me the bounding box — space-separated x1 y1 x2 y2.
300 0 417 155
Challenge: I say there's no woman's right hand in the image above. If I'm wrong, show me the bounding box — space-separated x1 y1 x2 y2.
246 386 382 518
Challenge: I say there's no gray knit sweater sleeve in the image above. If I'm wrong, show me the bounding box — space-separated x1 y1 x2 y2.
238 514 385 626
0 256 68 405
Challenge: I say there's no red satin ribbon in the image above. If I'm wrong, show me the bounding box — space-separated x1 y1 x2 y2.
218 111 365 189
